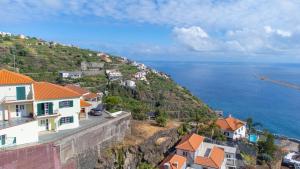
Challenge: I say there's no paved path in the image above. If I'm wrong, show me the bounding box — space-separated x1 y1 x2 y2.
39 113 110 143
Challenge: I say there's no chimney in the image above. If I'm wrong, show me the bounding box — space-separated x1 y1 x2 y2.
173 161 179 168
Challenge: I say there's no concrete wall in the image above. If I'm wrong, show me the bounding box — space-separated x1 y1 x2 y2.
0 112 131 169
57 113 131 169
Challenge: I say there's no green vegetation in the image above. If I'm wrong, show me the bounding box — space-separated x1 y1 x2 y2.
246 117 262 134
155 111 168 127
257 131 277 163
137 162 157 169
0 35 212 121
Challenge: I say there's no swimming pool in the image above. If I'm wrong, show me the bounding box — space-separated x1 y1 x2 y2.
249 134 259 143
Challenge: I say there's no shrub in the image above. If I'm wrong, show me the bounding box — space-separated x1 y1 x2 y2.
156 111 168 127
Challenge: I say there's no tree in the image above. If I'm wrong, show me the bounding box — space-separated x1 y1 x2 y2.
257 131 276 161
246 117 262 133
104 96 122 111
156 111 168 127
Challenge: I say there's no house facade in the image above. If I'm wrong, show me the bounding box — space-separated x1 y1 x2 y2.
33 82 81 131
0 70 82 147
0 70 37 147
216 116 247 140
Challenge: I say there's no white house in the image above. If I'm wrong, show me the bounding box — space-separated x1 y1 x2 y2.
0 70 38 147
160 133 237 169
59 71 82 79
134 71 147 81
33 82 81 131
216 115 247 140
0 69 83 148
106 69 123 81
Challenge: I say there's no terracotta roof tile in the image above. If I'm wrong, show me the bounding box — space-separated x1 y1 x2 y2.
0 69 34 85
80 99 92 107
176 133 204 152
34 82 81 100
216 117 245 131
195 146 225 169
65 84 89 95
83 92 98 99
160 154 186 169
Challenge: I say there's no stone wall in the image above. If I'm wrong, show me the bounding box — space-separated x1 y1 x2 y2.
0 113 131 169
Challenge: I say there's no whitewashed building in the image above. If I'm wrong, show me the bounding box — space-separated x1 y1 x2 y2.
216 115 247 140
160 133 237 169
0 69 82 147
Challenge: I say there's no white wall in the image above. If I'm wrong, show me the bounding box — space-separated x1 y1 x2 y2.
0 84 33 101
0 84 33 121
0 121 38 146
232 125 246 140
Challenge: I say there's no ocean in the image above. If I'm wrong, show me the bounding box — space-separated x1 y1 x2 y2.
143 61 300 139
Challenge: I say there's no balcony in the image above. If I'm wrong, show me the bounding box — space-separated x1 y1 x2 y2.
1 95 33 104
36 109 60 118
226 158 236 167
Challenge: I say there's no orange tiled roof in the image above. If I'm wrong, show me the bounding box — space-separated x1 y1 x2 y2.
65 84 89 95
34 82 81 100
0 69 34 85
216 116 245 131
83 92 98 99
176 133 204 152
80 99 92 107
160 154 186 169
195 146 225 169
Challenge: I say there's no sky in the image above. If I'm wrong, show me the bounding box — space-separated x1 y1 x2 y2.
1 0 300 62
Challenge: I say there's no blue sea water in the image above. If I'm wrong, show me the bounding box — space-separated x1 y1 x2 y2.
143 61 300 139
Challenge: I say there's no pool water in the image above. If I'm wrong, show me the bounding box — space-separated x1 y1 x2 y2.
249 134 259 143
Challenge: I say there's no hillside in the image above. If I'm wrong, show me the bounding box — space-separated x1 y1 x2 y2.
0 34 212 119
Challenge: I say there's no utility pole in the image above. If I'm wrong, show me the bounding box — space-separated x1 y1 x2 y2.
13 55 16 72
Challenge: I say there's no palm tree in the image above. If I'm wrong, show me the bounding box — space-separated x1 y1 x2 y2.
246 117 262 134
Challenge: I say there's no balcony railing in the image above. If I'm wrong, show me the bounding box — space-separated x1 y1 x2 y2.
226 158 236 166
36 109 60 117
1 95 33 103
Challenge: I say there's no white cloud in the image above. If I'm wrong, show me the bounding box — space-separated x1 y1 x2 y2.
264 26 292 37
173 26 215 51
1 0 300 55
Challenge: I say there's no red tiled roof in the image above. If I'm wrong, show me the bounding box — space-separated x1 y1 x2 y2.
176 133 204 152
34 82 81 100
83 92 98 99
160 154 186 169
65 84 89 95
0 69 34 85
216 117 245 131
195 146 225 169
80 99 92 107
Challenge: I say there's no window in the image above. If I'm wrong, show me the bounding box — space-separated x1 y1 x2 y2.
59 116 74 125
183 151 188 157
39 119 46 126
16 105 20 116
59 100 73 108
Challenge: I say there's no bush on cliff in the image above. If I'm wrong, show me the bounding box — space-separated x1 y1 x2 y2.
156 111 168 127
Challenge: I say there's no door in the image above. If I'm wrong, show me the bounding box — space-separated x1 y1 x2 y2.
16 105 26 117
45 119 49 130
16 87 26 100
